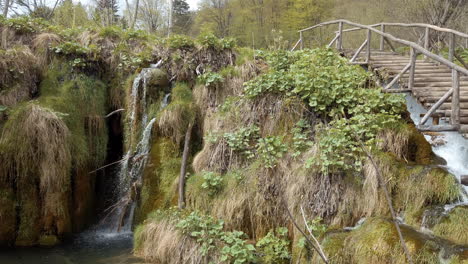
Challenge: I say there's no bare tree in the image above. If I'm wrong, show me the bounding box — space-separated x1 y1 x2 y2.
130 0 139 29
3 0 11 17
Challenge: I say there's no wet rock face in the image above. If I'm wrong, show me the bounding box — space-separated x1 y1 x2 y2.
461 175 468 186
421 206 446 230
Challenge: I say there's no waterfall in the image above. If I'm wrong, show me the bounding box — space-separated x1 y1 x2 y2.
405 95 468 205
109 64 163 232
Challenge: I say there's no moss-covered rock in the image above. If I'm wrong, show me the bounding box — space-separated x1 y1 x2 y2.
433 206 468 245
0 187 16 246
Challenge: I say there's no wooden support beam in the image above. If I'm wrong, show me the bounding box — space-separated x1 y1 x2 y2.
424 27 430 60
337 22 343 50
291 38 301 51
419 88 454 125
327 34 339 48
451 70 460 125
384 37 396 52
380 24 385 51
384 62 412 90
448 33 455 62
383 89 412 93
366 29 371 63
417 124 458 132
351 39 368 62
300 32 304 50
408 48 417 90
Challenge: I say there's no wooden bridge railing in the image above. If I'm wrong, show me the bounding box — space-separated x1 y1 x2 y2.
292 19 468 132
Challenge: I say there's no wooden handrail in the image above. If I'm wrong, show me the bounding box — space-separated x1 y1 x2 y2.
326 22 468 39
298 19 468 76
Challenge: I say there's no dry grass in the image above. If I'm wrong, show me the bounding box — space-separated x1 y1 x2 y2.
0 46 40 106
0 104 72 227
32 33 61 67
134 216 209 264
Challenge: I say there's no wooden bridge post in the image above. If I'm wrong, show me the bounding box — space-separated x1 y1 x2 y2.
408 47 417 90
448 33 455 62
366 29 371 63
451 70 460 126
300 31 304 50
379 24 385 51
424 27 430 60
337 22 343 50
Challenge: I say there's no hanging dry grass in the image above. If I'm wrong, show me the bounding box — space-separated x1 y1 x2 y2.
0 46 40 106
134 216 208 264
0 103 72 223
32 33 61 67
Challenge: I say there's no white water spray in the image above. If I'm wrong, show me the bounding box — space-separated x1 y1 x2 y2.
405 95 468 204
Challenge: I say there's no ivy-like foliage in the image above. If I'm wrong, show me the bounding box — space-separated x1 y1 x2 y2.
224 125 260 159
256 227 291 263
201 171 223 196
257 136 287 168
176 211 256 263
198 71 224 88
243 48 406 173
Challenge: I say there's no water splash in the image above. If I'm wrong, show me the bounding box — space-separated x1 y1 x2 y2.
405 95 468 204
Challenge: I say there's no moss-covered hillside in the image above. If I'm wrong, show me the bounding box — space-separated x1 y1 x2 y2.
0 16 235 247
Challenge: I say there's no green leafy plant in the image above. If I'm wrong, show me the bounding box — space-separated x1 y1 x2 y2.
201 171 223 196
198 71 224 88
224 125 260 159
257 136 287 168
291 119 313 157
165 34 195 49
256 227 291 263
176 211 256 262
220 231 257 264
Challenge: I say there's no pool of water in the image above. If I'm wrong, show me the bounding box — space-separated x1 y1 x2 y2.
0 231 144 264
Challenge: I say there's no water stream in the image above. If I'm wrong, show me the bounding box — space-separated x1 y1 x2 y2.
405 94 468 204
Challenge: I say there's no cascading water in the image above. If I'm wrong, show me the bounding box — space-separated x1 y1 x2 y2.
108 63 164 232
405 94 468 205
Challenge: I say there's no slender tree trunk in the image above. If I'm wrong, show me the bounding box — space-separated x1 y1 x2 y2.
167 0 173 36
130 0 140 29
178 123 193 209
3 0 10 17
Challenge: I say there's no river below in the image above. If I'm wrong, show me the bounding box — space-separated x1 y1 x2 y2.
0 231 144 264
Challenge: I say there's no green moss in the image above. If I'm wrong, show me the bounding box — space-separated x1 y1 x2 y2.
432 206 468 245
38 61 108 167
15 181 41 246
0 187 16 245
38 235 60 247
134 138 181 224
407 125 434 164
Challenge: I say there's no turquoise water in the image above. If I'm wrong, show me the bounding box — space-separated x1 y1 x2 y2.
0 231 144 264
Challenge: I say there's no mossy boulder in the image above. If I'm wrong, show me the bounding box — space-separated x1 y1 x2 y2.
0 187 16 246
433 206 468 245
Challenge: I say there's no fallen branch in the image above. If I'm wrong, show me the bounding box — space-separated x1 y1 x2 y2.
105 108 125 118
282 197 329 263
354 135 414 264
300 205 328 263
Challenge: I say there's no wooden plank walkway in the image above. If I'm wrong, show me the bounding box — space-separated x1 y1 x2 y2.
292 20 468 134
345 50 468 128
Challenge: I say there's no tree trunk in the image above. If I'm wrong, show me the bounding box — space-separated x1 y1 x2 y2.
3 0 10 17
130 0 140 29
168 0 173 36
178 123 193 209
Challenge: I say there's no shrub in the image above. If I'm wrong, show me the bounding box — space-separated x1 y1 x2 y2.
223 125 260 159
165 34 195 49
201 171 223 196
257 136 287 168
256 227 291 263
198 71 224 88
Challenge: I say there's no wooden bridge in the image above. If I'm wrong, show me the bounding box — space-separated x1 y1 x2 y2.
292 20 468 134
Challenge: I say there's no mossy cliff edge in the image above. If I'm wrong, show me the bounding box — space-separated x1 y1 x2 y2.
134 49 467 263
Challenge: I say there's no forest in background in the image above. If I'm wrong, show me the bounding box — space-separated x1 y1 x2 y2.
0 0 467 48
